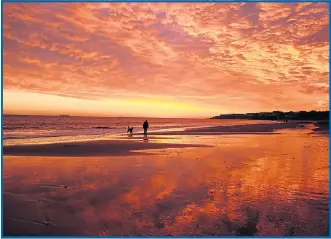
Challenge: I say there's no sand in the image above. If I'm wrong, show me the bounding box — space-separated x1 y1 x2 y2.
3 139 207 157
143 122 319 135
3 122 329 236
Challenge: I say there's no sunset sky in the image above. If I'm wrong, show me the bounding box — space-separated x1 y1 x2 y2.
3 3 329 118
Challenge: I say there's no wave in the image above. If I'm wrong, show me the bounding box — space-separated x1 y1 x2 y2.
93 126 115 129
3 128 122 140
4 125 117 131
3 125 40 130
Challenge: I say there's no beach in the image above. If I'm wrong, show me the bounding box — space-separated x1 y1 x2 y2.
3 0 329 235
3 120 329 236
3 0 329 236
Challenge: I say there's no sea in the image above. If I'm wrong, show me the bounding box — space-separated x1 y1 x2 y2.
3 115 270 145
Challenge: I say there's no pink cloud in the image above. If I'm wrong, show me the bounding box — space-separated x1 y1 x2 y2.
3 2 329 116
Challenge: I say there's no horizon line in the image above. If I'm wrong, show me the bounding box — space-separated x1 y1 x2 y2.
3 113 211 119
3 110 329 119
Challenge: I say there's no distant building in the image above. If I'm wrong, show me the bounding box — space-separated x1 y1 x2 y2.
212 110 329 121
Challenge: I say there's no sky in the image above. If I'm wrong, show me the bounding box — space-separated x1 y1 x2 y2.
3 2 329 118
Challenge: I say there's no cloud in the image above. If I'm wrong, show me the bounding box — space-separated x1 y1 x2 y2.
3 2 329 116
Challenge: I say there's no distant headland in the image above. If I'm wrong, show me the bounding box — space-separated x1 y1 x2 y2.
211 111 329 121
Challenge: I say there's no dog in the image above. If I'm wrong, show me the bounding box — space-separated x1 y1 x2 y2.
127 126 134 136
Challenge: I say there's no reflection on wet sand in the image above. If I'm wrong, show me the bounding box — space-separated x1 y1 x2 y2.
4 132 329 236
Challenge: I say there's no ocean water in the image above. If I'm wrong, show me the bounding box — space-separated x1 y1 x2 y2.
3 115 271 145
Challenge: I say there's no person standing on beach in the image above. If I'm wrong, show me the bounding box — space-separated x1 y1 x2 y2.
143 120 149 136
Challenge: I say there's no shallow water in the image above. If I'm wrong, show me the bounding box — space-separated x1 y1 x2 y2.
3 132 329 236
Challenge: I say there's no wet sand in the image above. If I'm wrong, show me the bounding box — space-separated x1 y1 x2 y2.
145 122 318 135
3 122 311 157
3 123 329 236
3 139 207 157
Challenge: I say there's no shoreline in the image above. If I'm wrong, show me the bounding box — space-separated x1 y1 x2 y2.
4 120 327 144
3 122 328 157
312 121 330 134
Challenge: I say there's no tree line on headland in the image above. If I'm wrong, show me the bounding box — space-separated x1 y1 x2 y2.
211 111 329 121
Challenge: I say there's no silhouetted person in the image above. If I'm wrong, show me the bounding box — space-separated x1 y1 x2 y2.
127 126 133 136
143 120 149 136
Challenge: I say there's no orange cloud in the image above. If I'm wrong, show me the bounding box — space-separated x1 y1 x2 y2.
3 3 329 117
